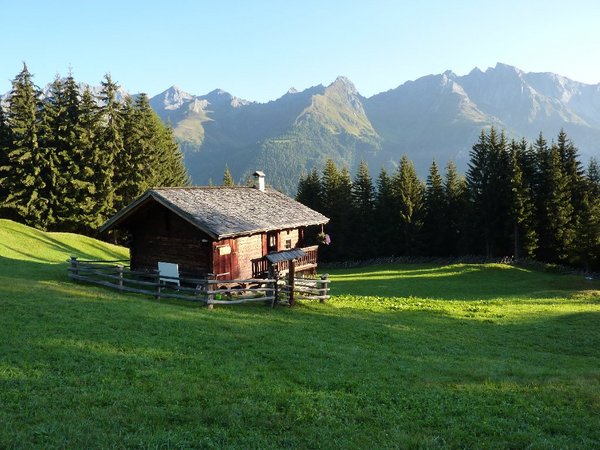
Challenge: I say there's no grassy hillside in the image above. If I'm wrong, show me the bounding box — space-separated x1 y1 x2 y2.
1 220 599 448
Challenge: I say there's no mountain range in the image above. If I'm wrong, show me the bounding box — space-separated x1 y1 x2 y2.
149 63 600 193
4 63 600 193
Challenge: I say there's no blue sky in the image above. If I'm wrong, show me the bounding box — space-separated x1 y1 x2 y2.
2 0 599 102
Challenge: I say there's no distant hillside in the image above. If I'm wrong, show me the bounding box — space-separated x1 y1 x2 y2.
149 63 600 193
5 64 599 193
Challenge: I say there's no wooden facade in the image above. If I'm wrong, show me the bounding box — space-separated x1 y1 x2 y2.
100 186 329 280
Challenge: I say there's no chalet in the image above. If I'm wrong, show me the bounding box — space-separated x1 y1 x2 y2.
99 172 329 281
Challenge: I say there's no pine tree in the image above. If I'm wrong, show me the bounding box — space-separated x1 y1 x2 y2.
443 161 467 256
151 122 189 188
374 167 396 257
97 74 124 216
222 165 235 186
587 158 600 197
320 159 342 260
0 104 12 217
393 155 425 256
296 168 322 212
466 128 512 256
78 87 105 233
574 189 600 271
508 140 537 258
350 161 375 258
537 145 575 262
422 160 446 256
0 63 55 229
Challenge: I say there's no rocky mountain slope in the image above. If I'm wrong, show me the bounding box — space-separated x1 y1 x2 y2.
150 63 600 192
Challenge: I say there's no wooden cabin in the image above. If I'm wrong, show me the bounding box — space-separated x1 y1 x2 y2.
99 174 329 280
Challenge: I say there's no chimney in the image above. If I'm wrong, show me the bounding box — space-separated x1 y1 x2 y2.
253 171 265 192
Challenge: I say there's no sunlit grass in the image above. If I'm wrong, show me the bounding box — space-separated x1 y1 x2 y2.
1 220 599 448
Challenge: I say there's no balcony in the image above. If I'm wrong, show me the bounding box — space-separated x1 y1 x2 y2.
252 245 319 278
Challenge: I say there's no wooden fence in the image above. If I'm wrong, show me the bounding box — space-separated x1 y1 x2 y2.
67 257 329 308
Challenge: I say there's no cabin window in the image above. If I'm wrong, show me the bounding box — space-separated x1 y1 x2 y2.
267 231 278 252
285 239 292 249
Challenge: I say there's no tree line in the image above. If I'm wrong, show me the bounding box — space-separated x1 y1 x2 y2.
0 64 189 235
297 128 600 270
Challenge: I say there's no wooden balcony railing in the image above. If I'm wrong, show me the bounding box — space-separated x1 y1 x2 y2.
252 245 319 278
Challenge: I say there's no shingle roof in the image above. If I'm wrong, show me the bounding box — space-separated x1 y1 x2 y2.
100 186 329 239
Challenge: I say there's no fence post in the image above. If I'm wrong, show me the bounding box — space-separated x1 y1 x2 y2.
269 265 278 308
288 260 296 307
69 256 78 278
155 272 162 300
116 264 124 290
320 273 329 303
206 273 215 309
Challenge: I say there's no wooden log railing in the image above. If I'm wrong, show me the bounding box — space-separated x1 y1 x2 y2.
278 274 330 305
67 257 277 307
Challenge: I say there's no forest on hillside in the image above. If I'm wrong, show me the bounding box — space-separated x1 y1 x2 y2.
0 64 189 235
1 64 599 271
297 128 600 271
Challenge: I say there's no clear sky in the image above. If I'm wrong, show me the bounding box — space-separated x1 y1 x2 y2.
2 0 599 102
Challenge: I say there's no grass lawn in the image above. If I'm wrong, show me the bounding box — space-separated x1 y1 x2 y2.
1 219 599 448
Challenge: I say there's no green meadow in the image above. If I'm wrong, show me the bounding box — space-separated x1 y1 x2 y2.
1 219 599 449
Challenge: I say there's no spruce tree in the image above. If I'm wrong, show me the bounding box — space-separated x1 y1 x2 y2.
423 160 446 256
443 161 467 256
537 145 575 262
508 140 537 258
374 167 396 257
574 189 600 271
0 105 12 217
78 87 105 233
393 155 425 256
0 63 55 229
296 168 322 212
320 159 342 260
351 161 375 258
466 128 512 256
97 74 123 216
335 166 353 260
151 122 189 188
587 158 600 197
222 165 235 186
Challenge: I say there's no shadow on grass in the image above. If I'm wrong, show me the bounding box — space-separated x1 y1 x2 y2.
328 263 600 301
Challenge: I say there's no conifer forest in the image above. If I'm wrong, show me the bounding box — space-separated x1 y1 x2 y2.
0 64 189 235
1 65 599 271
297 128 600 271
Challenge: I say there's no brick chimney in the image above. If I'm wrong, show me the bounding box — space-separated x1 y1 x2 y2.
253 171 265 192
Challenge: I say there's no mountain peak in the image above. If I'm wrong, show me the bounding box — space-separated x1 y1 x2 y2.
328 76 359 96
492 62 523 76
155 85 194 110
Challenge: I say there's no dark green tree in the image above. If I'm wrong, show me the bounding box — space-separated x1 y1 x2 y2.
296 168 322 212
350 161 375 258
508 140 537 258
151 122 189 188
0 104 12 217
443 161 467 256
537 145 575 262
393 155 425 255
374 167 396 257
587 158 600 196
97 74 124 216
466 128 512 256
0 63 55 229
222 165 235 186
422 160 446 256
